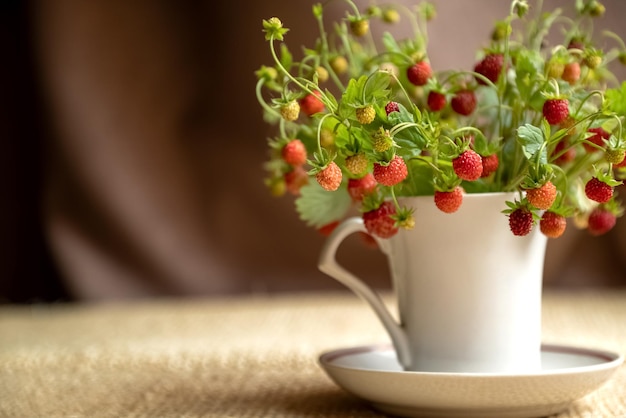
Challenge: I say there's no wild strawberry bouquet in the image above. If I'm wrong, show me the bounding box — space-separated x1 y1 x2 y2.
255 0 626 239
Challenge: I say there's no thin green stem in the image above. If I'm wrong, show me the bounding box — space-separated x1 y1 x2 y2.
255 79 281 118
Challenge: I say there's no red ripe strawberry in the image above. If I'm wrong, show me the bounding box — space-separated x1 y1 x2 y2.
316 161 342 191
584 127 610 153
584 177 613 203
480 154 499 177
363 201 398 238
299 90 325 116
474 53 504 85
450 89 477 116
508 207 534 236
587 208 617 236
553 139 576 165
540 211 567 238
406 61 432 86
561 62 581 84
284 166 309 195
434 187 463 213
385 101 400 115
542 98 569 125
427 91 446 112
373 155 408 186
318 220 340 237
281 139 307 166
347 173 377 201
525 181 557 210
453 149 483 181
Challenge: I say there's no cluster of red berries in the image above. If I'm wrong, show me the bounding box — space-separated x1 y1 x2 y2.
259 0 625 242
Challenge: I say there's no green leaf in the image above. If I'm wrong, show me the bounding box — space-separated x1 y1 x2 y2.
517 124 547 164
363 72 391 103
396 160 434 196
280 44 293 71
295 182 352 228
381 32 401 53
604 82 626 115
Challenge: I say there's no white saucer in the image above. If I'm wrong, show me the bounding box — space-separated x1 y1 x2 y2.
319 343 623 418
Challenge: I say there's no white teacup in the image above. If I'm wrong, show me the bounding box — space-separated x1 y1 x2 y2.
319 192 548 373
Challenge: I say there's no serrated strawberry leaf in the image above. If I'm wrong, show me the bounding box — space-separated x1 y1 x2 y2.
295 182 351 228
604 81 626 115
363 71 391 103
337 77 362 119
517 124 548 164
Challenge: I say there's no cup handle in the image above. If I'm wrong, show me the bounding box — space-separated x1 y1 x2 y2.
318 217 411 368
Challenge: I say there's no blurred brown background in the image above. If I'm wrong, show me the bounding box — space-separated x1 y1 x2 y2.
1 0 625 303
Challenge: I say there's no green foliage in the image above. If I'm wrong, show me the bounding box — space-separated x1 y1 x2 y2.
295 182 352 228
257 0 626 238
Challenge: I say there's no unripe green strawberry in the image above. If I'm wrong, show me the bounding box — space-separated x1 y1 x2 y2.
540 211 567 238
452 149 483 181
584 53 602 69
373 155 408 186
434 187 463 214
585 177 613 203
350 18 369 37
546 60 565 79
281 139 307 166
543 98 569 125
491 21 510 41
508 207 534 236
619 51 626 66
280 100 300 121
363 201 398 238
267 176 286 197
345 153 369 176
356 105 376 125
320 129 335 148
382 8 400 23
605 148 626 165
372 128 393 152
588 1 606 17
587 207 616 236
526 181 557 210
330 56 348 75
316 161 342 191
615 155 626 168
315 66 329 83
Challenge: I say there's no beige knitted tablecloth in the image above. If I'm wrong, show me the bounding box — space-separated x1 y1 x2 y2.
1 290 626 418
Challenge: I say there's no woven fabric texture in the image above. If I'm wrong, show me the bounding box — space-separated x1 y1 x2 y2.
1 290 625 417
